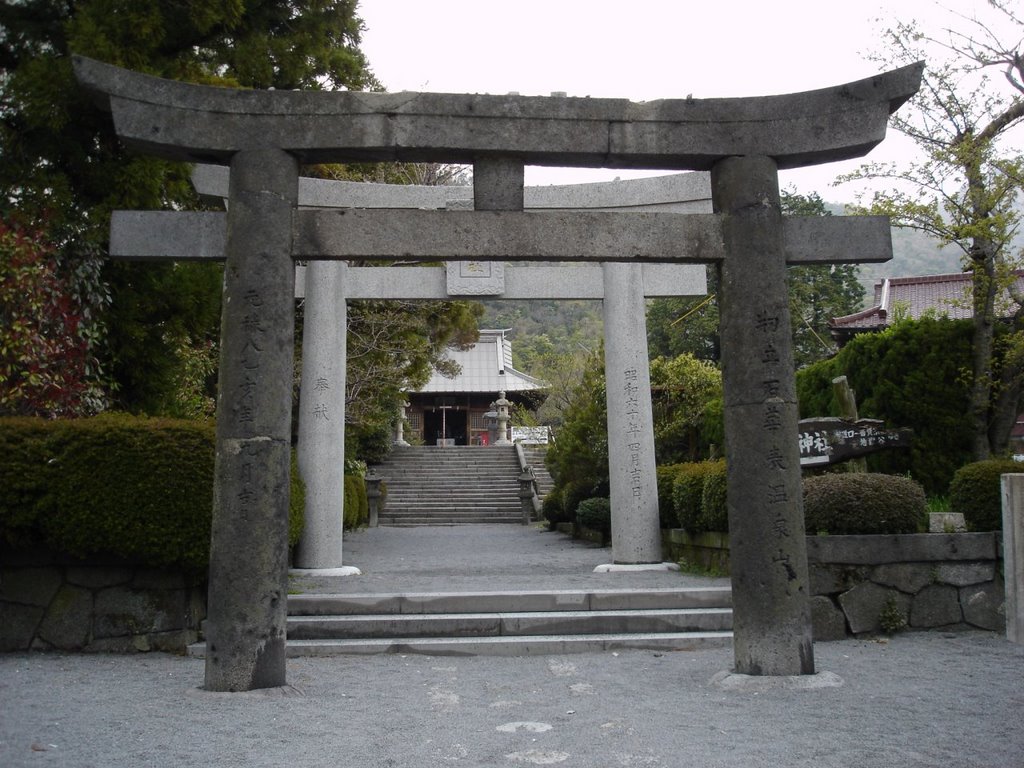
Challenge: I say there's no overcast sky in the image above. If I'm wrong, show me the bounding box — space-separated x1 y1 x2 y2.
356 0 1018 203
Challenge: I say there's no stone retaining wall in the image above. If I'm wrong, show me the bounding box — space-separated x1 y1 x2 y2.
0 547 206 653
662 529 730 574
808 533 1004 640
662 530 1005 640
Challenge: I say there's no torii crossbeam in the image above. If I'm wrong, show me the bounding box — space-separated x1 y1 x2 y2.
76 56 922 692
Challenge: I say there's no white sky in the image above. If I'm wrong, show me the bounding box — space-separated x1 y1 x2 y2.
356 0 1017 203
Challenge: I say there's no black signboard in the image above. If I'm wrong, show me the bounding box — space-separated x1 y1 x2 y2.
797 417 912 467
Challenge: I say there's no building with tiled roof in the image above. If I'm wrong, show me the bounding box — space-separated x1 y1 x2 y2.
406 330 546 445
829 271 1024 345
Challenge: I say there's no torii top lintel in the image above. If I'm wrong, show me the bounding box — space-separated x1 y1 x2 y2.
72 56 923 171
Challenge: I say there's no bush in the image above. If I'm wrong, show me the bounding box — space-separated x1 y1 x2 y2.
698 462 729 533
803 473 926 535
0 415 305 571
575 497 611 537
671 460 725 532
796 318 977 495
560 480 594 523
656 464 685 529
949 459 1021 531
343 474 368 530
542 491 568 528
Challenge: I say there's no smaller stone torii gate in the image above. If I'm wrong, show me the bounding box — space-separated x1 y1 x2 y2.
75 56 922 691
117 167 710 574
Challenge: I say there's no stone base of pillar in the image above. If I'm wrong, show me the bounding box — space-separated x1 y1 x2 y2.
393 439 410 447
289 566 362 577
709 670 844 691
592 562 681 573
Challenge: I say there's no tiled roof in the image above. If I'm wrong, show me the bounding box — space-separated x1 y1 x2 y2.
414 329 546 394
830 271 1024 332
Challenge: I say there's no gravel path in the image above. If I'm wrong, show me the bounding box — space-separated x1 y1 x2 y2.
2 632 1021 767
3 526 1021 767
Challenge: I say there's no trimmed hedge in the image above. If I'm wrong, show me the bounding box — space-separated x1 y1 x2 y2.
343 474 369 530
0 415 305 571
655 464 685 529
803 472 926 535
949 458 1021 532
698 462 729 532
576 497 611 537
671 460 725 532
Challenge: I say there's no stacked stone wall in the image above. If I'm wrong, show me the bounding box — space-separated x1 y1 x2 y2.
0 547 206 653
662 531 1004 639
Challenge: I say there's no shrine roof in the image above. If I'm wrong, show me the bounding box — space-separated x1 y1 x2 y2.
414 330 546 394
830 271 1024 335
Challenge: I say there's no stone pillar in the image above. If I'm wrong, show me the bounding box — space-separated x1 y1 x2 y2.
295 261 357 572
1001 474 1024 644
205 148 298 692
601 262 662 565
712 155 814 676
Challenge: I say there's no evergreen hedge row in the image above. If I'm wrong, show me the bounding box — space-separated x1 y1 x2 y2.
0 415 305 572
343 474 369 529
657 460 926 536
796 318 977 495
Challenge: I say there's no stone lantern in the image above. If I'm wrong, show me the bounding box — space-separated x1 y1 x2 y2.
494 391 511 446
393 399 410 447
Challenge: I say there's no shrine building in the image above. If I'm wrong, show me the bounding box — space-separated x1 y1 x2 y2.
405 329 546 446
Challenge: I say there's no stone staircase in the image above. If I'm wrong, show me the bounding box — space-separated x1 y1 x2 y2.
373 446 523 526
277 586 732 656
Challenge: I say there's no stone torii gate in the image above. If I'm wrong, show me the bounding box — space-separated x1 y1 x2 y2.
75 56 921 691
116 168 711 574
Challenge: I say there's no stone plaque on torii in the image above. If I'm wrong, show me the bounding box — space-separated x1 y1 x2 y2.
75 55 922 691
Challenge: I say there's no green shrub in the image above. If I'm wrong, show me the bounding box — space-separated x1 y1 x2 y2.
0 415 305 571
560 480 594 523
656 464 685 529
0 418 54 545
802 473 926 535
949 459 1021 531
671 460 726 532
698 462 729 532
576 497 611 537
542 491 568 528
796 318 977 495
343 474 368 530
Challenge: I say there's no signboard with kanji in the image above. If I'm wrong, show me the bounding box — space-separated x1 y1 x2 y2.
798 417 912 467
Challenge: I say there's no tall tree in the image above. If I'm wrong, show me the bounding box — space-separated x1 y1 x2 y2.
0 1 377 412
840 1 1024 459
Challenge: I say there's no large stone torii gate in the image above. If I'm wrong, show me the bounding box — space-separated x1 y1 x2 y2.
75 55 922 691
115 166 711 575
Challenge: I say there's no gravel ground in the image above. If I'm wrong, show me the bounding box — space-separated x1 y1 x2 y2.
2 632 1021 767
3 526 1021 767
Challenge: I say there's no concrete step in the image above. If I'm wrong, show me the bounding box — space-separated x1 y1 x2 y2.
287 587 732 615
287 608 731 639
280 632 733 656
190 631 733 658
379 518 525 526
186 587 734 657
